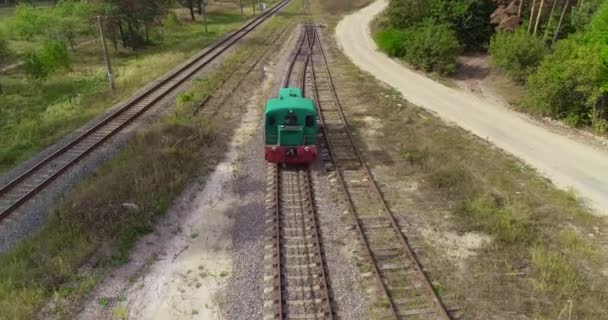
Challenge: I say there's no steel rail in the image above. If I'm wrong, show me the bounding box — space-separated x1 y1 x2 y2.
0 0 292 221
271 165 333 320
302 167 333 320
283 26 309 88
273 164 284 319
267 25 333 319
193 23 291 115
308 24 452 320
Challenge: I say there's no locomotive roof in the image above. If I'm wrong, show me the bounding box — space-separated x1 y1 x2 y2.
265 88 316 114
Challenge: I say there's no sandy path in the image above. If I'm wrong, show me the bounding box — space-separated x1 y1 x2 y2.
335 0 608 215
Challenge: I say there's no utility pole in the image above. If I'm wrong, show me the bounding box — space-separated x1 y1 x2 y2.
97 16 115 90
252 0 255 16
240 0 243 15
202 0 208 33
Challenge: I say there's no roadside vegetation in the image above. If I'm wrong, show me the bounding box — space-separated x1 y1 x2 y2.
0 0 260 174
0 1 297 319
376 0 608 133
373 0 494 73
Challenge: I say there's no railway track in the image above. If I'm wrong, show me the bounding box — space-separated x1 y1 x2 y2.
263 165 333 320
263 26 333 320
0 0 292 222
302 24 454 319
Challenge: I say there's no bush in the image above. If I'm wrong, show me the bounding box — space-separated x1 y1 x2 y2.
40 40 70 72
23 41 70 79
376 22 462 74
163 11 180 29
9 4 46 40
403 22 462 74
23 52 48 79
489 29 547 82
386 0 495 50
375 28 408 57
525 42 604 123
386 0 429 28
0 37 10 65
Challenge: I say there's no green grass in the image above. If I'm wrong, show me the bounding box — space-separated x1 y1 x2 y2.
0 1 301 318
0 2 268 174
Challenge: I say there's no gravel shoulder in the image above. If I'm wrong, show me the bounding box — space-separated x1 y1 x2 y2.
335 0 608 215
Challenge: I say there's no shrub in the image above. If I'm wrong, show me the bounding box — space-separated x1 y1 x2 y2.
524 37 604 124
386 0 429 28
375 28 408 57
0 37 10 65
40 40 70 72
163 11 180 29
23 51 48 79
9 4 46 40
403 22 462 74
489 29 547 82
377 22 462 74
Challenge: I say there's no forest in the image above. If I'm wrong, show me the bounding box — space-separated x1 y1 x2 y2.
376 0 608 132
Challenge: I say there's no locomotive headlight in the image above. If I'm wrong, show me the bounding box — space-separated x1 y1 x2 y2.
272 147 277 152
304 147 310 152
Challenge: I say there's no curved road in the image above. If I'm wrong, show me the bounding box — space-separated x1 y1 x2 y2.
336 0 608 215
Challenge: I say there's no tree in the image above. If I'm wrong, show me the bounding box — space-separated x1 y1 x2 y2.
101 0 166 49
176 0 196 21
9 4 45 40
489 28 547 81
7 2 94 49
533 0 545 35
518 0 525 21
543 0 560 40
46 1 95 49
553 0 571 45
528 0 538 33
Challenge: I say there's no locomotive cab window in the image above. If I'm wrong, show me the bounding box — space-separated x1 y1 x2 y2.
305 115 314 127
268 116 276 126
285 113 298 126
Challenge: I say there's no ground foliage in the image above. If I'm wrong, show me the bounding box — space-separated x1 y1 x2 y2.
489 28 547 81
486 0 608 130
523 0 608 130
378 0 495 74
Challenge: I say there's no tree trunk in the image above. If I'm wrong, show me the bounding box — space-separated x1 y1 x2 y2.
552 0 571 46
528 0 537 33
518 0 525 21
127 20 136 49
543 0 559 40
118 20 126 48
202 3 208 33
197 0 202 15
189 0 196 21
533 0 545 35
144 22 149 43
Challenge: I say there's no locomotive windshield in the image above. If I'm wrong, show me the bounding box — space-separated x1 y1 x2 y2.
285 113 298 125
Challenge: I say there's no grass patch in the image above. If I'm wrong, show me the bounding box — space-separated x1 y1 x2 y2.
0 1 301 317
0 1 280 174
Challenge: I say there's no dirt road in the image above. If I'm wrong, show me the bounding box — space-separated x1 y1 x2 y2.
335 0 608 215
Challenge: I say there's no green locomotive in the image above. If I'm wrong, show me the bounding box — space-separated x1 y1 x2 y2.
264 87 318 164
